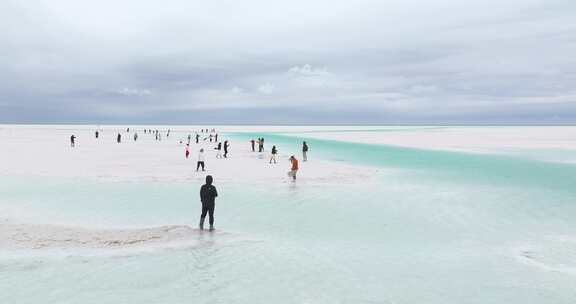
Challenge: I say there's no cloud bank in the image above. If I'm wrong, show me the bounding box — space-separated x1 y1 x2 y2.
1 0 575 124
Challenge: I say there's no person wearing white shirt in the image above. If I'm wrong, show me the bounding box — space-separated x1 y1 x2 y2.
196 148 206 171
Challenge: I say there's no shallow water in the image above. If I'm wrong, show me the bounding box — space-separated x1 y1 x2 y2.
2 130 576 303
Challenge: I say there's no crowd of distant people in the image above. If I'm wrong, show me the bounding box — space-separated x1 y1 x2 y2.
69 127 310 231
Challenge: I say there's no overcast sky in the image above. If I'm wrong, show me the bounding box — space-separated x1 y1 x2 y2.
1 0 575 124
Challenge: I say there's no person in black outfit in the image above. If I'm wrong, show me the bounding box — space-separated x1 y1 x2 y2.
95 130 99 138
250 139 255 152
199 175 218 231
117 133 121 143
302 141 309 161
70 135 76 147
196 133 200 144
270 145 277 164
223 140 230 158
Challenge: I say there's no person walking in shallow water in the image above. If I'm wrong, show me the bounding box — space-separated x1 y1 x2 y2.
117 133 121 143
199 175 218 231
70 135 76 147
288 155 299 181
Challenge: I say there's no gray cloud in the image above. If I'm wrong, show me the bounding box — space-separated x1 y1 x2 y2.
1 0 575 124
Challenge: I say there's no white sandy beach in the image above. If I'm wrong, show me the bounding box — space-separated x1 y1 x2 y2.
282 126 576 154
0 125 378 185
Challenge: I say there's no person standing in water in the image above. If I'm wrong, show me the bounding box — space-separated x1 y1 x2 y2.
95 130 99 139
270 145 278 164
199 175 218 231
288 155 299 181
117 133 121 143
197 148 206 171
223 140 230 158
195 133 200 144
187 134 191 145
134 132 138 141
70 135 76 147
215 142 222 158
250 139 255 152
185 144 190 159
302 141 309 161
215 133 218 142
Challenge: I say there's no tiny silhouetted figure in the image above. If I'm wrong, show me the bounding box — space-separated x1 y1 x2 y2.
215 142 222 158
95 130 99 139
134 133 138 141
185 144 190 159
209 134 213 142
302 141 309 161
223 140 230 158
70 135 76 147
288 155 299 181
196 133 200 144
270 145 278 164
199 175 218 231
126 127 130 133
197 148 205 171
167 129 170 137
250 139 255 152
215 133 218 142
187 134 191 145
117 133 121 143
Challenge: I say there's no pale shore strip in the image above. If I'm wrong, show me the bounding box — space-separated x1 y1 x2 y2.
0 222 200 251
282 126 576 155
0 125 379 184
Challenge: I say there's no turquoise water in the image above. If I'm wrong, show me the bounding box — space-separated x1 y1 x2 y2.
232 132 576 191
1 132 576 303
